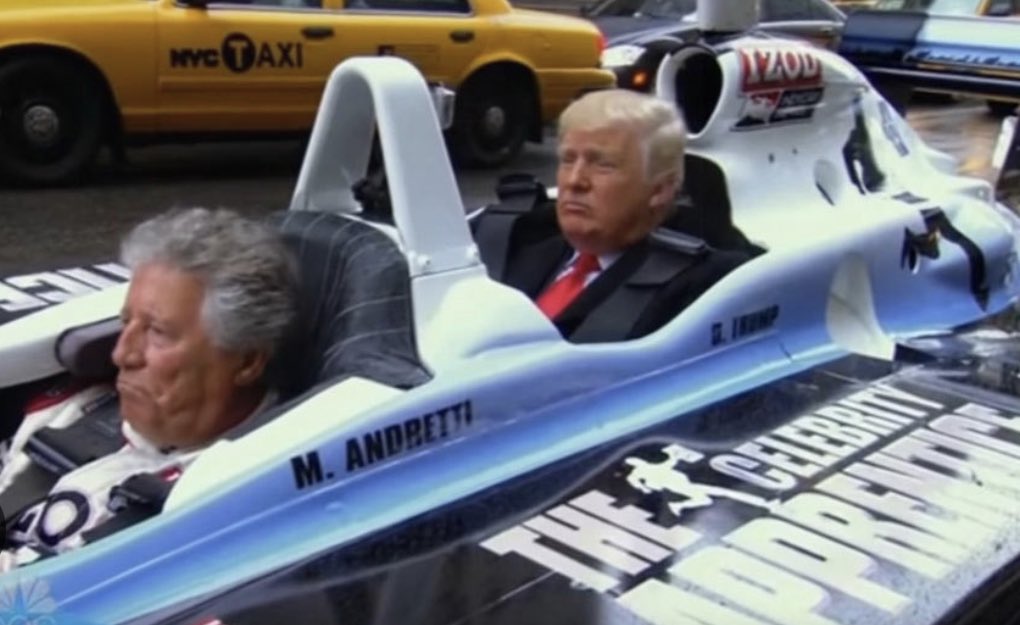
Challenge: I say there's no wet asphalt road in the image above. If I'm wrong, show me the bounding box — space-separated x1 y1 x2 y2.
0 97 1005 275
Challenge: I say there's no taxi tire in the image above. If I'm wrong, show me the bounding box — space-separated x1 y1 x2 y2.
450 79 529 169
0 57 105 186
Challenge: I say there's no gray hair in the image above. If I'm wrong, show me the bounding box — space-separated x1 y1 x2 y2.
558 89 687 181
120 208 298 356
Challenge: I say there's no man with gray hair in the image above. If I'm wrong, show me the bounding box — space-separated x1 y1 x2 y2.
480 88 747 342
0 208 298 564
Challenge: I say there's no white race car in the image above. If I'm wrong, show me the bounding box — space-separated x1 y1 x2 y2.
0 11 1017 625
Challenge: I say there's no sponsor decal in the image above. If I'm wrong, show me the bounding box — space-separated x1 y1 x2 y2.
995 113 1020 205
0 578 56 625
907 47 1020 76
741 48 822 92
290 400 473 490
879 102 910 157
11 492 90 549
711 304 779 347
481 381 1020 625
0 263 129 317
169 33 303 72
893 199 989 309
735 47 824 130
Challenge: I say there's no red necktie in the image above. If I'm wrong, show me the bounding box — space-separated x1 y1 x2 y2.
537 253 600 319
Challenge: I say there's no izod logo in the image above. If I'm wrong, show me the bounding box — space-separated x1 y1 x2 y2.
739 47 822 92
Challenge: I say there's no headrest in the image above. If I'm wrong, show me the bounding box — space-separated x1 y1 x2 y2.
55 317 122 380
268 211 430 397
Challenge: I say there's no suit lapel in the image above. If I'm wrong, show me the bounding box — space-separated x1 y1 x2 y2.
505 236 570 298
554 241 648 332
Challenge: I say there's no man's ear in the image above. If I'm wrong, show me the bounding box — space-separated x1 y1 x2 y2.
234 349 270 386
649 171 682 214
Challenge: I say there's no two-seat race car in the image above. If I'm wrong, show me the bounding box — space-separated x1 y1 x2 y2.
2 2 1020 622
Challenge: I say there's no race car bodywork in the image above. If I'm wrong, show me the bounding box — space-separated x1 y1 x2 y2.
837 8 1020 114
997 114 1020 205
0 29 1019 625
593 0 845 92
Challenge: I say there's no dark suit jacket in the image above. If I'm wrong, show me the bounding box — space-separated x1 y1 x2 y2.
502 227 749 342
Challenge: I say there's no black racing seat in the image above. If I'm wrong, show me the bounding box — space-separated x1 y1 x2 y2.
264 210 430 401
665 155 764 257
3 210 430 525
1 210 432 542
228 210 431 439
476 166 763 278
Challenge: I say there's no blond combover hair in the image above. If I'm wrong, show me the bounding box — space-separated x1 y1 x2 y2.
558 89 687 181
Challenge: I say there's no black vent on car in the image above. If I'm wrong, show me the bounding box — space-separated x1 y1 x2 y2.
668 46 724 135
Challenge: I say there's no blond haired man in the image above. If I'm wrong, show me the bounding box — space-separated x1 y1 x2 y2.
479 88 747 342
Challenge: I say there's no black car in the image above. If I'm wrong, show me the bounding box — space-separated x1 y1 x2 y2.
589 0 846 90
837 7 1020 115
857 0 1020 115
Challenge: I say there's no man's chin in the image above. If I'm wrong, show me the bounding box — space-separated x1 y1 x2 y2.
121 403 162 441
561 231 607 255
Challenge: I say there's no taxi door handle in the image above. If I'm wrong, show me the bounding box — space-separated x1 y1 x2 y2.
449 29 474 43
302 26 334 40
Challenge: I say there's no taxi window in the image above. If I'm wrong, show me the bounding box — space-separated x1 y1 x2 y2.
241 0 323 6
346 0 470 11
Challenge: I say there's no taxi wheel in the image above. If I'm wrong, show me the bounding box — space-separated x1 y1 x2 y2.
0 57 105 186
450 79 530 169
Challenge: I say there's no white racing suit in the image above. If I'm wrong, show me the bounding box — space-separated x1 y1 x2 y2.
0 382 208 570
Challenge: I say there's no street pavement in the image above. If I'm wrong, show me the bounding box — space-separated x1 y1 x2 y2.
0 97 1006 275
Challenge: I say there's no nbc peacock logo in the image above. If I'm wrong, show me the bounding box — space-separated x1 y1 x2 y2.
0 577 57 625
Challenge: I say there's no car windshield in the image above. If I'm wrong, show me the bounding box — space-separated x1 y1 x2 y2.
588 0 697 19
874 0 985 14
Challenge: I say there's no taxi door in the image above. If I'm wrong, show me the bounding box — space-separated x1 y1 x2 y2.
321 0 489 88
154 0 354 132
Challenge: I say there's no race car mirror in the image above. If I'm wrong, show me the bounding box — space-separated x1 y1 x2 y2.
429 83 455 130
993 113 1020 207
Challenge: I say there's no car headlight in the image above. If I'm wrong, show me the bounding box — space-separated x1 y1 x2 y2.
600 44 646 69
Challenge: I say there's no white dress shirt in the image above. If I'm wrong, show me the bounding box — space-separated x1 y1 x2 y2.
553 250 624 287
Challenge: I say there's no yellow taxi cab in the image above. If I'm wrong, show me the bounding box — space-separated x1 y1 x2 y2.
0 0 614 185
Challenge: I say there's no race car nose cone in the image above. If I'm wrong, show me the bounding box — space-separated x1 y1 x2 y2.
22 104 61 148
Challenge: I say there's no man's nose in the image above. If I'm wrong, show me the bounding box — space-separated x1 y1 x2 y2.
563 160 591 189
111 323 143 370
